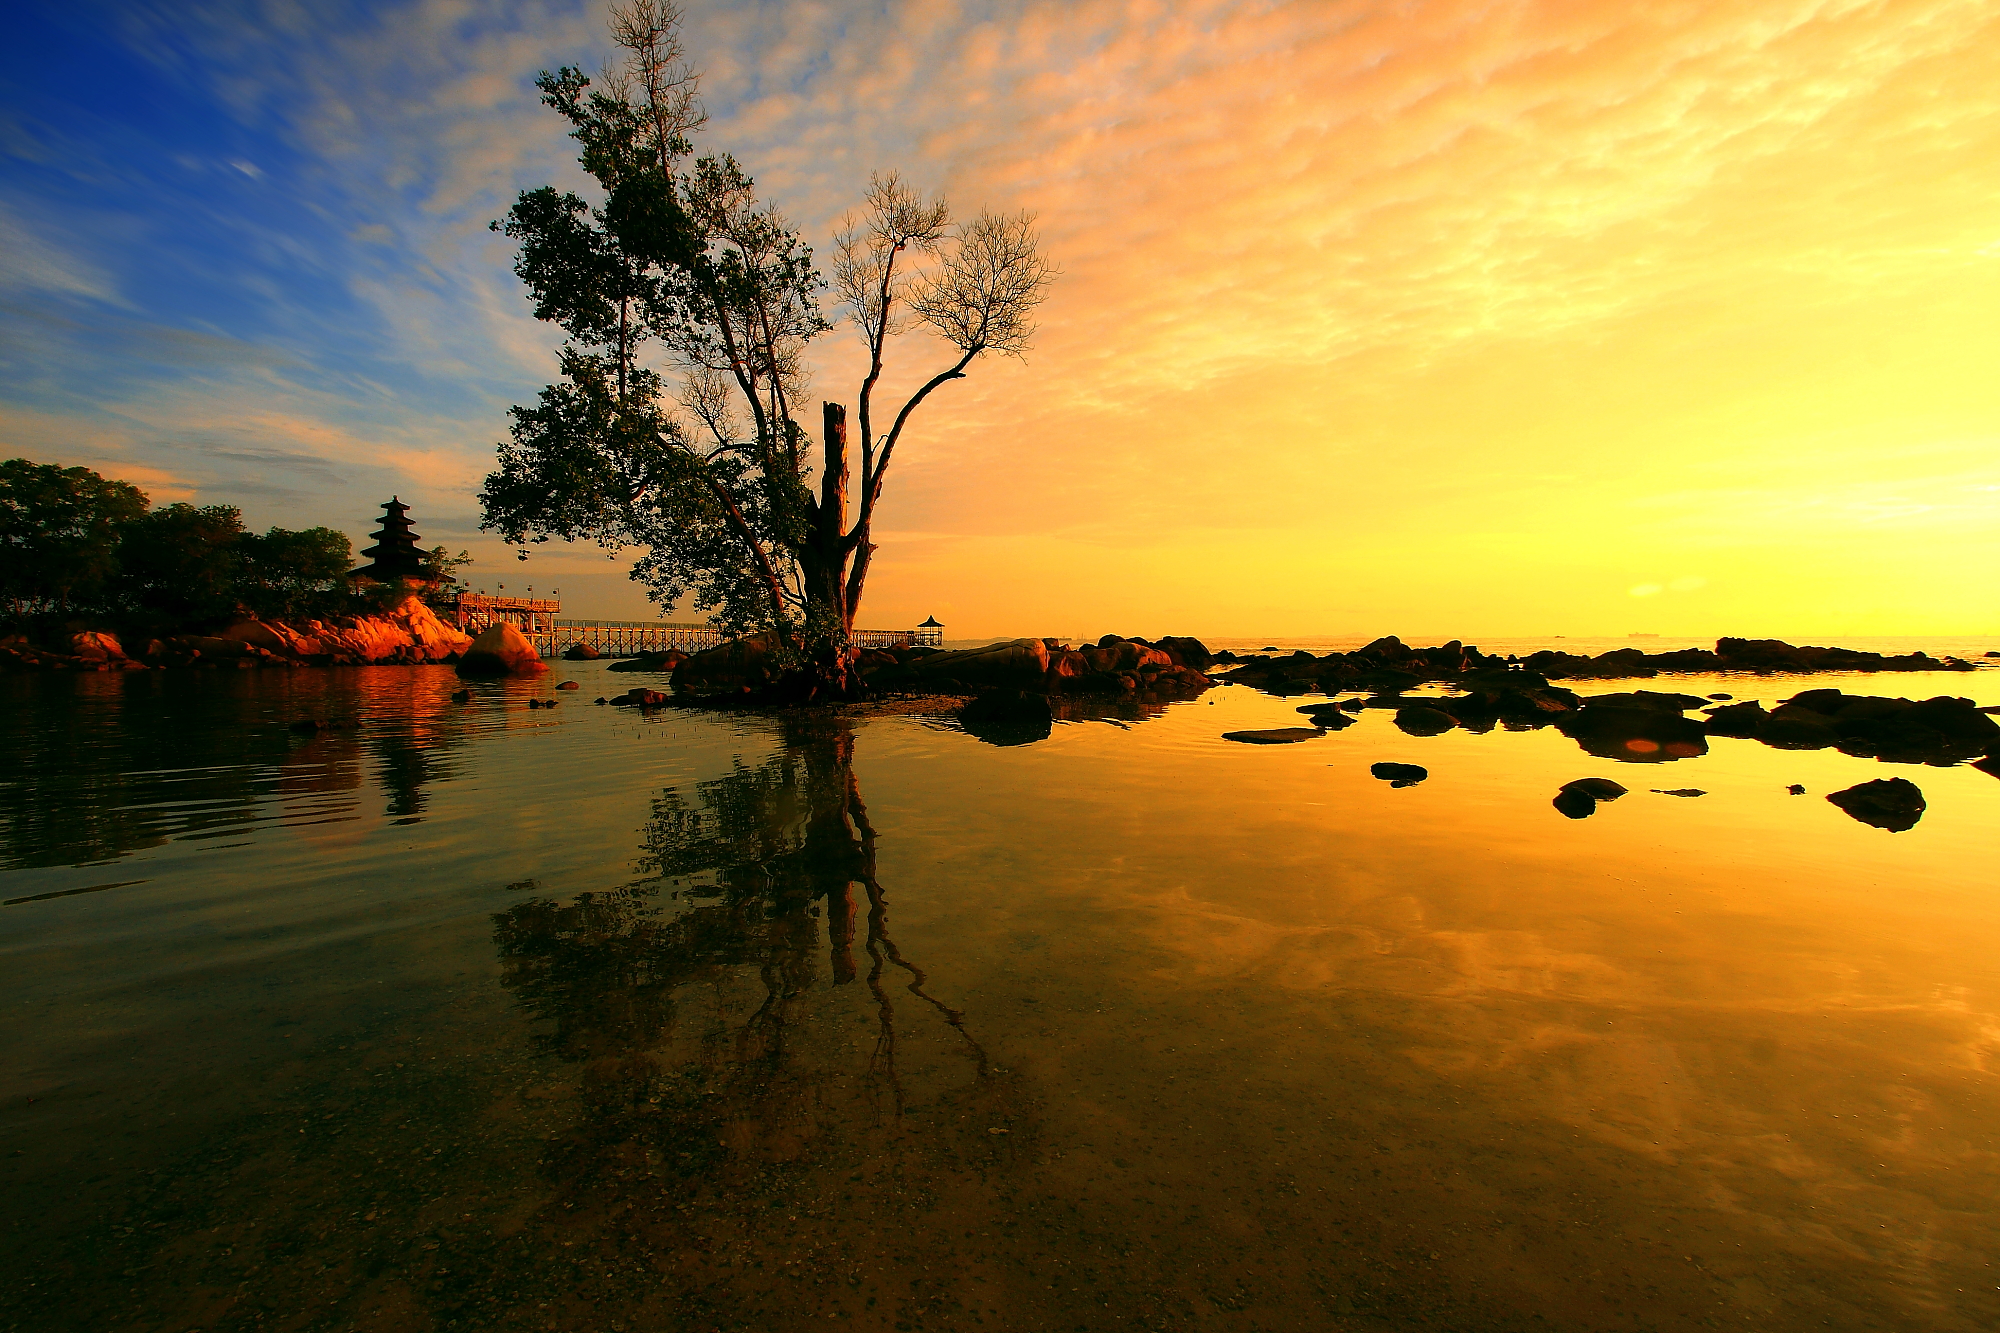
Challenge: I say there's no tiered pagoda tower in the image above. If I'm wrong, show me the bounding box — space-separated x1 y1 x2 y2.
351 497 427 584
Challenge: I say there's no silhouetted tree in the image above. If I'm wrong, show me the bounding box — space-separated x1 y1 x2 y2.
480 0 1054 696
0 458 148 621
236 526 353 619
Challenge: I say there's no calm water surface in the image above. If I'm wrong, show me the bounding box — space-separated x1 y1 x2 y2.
4 660 1999 1332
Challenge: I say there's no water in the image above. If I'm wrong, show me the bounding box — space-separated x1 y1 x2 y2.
4 660 1999 1332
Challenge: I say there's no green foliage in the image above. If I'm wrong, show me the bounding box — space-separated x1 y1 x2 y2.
419 545 472 585
0 457 149 619
238 527 354 619
2 457 362 631
112 503 250 624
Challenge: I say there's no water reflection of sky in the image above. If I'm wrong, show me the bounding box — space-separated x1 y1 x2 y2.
2 663 1998 1332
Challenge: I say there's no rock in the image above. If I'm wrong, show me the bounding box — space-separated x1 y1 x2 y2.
1826 777 1926 832
1755 708 1840 749
1652 788 1705 797
1972 755 2000 780
610 687 670 707
1222 728 1327 744
1559 778 1628 800
450 689 471 703
960 689 1054 746
456 622 549 677
671 633 782 693
1369 762 1427 787
1580 690 1709 712
1552 789 1599 819
1786 784 1806 794
907 638 1052 691
1153 636 1215 669
1557 699 1709 761
1703 700 1767 737
1294 703 1358 730
556 680 580 690
1394 706 1457 736
1708 693 1731 700
70 630 129 662
562 642 601 660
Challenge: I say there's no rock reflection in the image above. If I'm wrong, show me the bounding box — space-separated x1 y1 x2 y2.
492 714 985 1178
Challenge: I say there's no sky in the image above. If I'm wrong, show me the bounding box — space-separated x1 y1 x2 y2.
2 0 1997 640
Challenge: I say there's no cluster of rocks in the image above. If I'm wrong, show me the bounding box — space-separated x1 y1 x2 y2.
0 597 475 672
1216 635 1972 691
653 632 1218 700
1702 689 2000 764
1236 672 2000 770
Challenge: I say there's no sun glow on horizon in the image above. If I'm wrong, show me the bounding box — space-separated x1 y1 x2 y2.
1 0 1996 636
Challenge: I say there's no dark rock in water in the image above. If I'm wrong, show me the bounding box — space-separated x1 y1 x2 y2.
594 697 608 705
1786 784 1806 794
1708 693 1732 700
1756 708 1841 750
1971 754 2000 779
608 649 688 673
449 689 471 704
670 634 780 693
610 687 670 707
555 680 580 691
960 689 1055 746
1703 700 1766 737
1339 699 1367 712
561 642 601 660
1223 727 1326 745
1581 690 1708 712
1370 762 1427 787
1826 777 1925 832
1294 703 1358 730
1552 789 1599 819
1652 788 1705 797
1557 700 1709 761
1559 778 1628 800
1394 706 1457 736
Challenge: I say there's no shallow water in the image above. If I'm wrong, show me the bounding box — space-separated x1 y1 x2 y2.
3 661 1999 1332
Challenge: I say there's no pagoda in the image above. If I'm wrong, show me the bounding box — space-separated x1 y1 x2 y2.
351 496 428 584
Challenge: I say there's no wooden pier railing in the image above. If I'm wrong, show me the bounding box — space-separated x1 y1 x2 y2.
433 594 942 658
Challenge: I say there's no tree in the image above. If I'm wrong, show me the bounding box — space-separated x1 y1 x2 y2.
113 503 247 625
237 527 354 619
0 458 149 622
480 0 1054 696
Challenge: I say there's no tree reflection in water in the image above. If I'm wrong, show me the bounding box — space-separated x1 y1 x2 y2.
492 714 984 1183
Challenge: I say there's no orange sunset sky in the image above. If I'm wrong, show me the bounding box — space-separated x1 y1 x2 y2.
4 0 1997 639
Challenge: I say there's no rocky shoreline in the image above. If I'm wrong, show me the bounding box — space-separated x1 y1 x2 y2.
1 595 473 672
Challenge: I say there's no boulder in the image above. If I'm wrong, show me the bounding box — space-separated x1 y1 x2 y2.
456 622 549 677
1826 778 1925 832
69 630 129 662
1556 699 1709 761
562 642 601 660
610 687 670 707
1222 727 1326 744
556 680 580 691
671 633 782 693
1703 700 1767 737
609 649 688 673
1559 778 1628 800
1552 789 1599 819
1394 706 1457 736
1294 702 1358 730
1369 762 1427 787
1652 788 1705 797
907 638 1051 690
960 689 1054 746
1153 636 1215 669
1755 707 1840 750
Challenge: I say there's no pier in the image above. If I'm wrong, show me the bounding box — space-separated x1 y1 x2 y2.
435 593 943 658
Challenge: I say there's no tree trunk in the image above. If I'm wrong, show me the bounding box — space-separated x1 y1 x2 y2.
798 402 858 699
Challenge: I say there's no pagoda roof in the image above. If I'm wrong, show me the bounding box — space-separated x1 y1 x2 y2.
918 615 943 628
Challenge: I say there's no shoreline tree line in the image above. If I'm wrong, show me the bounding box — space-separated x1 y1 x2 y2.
0 456 457 635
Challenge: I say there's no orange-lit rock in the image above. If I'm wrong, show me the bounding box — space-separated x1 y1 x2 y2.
457 622 549 676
